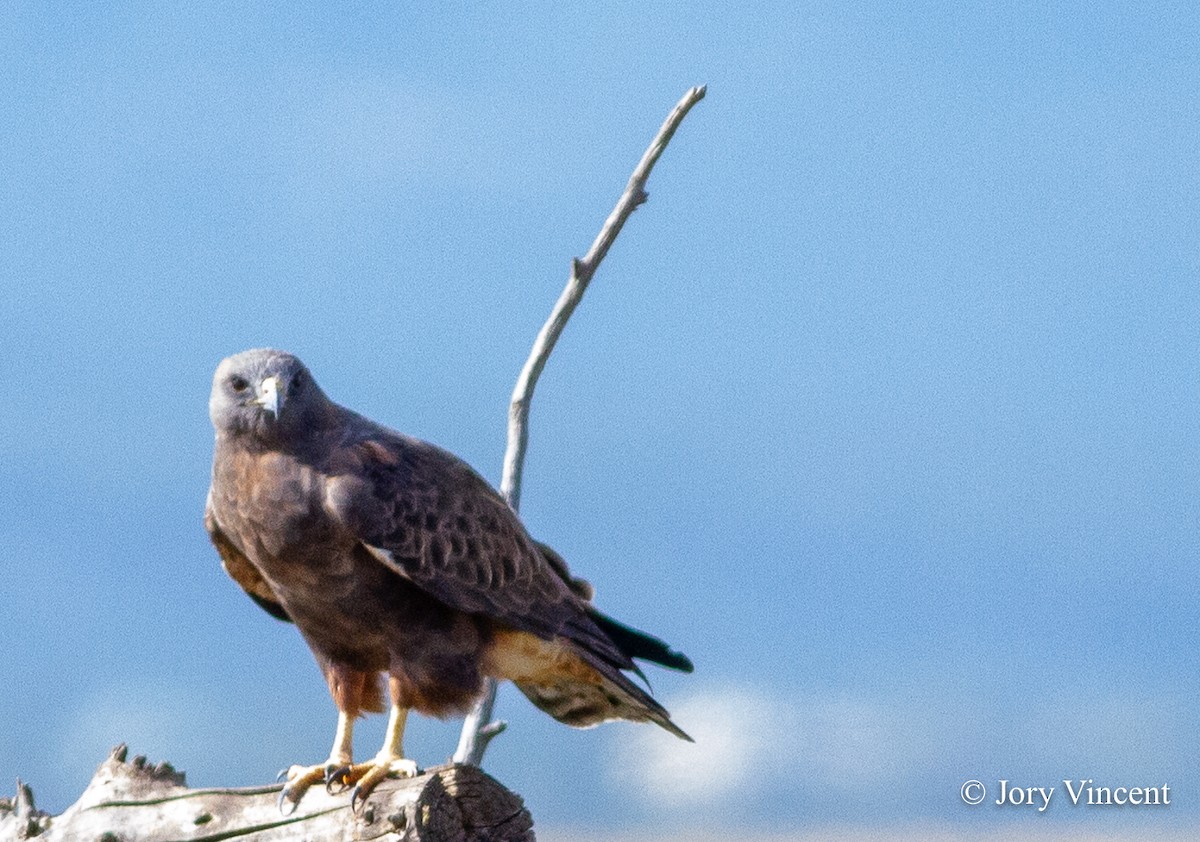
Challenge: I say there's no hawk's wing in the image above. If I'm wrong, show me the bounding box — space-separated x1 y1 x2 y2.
328 430 632 670
204 493 292 623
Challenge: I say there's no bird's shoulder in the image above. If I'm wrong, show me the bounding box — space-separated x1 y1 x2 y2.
323 414 573 598
204 490 292 622
323 412 503 521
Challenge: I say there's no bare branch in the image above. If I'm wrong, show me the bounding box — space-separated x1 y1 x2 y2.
500 85 706 513
453 85 706 767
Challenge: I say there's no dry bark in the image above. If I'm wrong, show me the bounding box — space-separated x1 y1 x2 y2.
0 745 534 842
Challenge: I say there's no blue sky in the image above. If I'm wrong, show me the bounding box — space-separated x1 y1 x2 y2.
2 1 1197 836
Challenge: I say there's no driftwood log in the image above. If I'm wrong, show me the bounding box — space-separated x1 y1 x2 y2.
0 745 534 842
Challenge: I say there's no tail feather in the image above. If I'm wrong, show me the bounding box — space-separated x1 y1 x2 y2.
516 652 693 742
589 609 694 673
490 626 692 741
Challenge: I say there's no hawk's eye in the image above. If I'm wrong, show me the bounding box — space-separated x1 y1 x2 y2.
229 376 250 393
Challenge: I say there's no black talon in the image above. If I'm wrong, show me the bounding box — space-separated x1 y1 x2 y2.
276 768 290 783
325 765 352 794
277 788 298 816
351 785 369 814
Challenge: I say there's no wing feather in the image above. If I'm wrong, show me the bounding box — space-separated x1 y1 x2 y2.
331 427 631 669
204 496 292 623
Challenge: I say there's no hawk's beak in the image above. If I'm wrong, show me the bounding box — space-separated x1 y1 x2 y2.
254 376 283 418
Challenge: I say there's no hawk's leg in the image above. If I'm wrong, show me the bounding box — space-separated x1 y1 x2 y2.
330 679 420 811
277 709 355 812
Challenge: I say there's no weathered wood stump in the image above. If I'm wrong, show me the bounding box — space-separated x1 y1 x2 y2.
0 745 534 841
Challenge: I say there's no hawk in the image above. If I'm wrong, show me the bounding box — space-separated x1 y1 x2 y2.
205 348 693 810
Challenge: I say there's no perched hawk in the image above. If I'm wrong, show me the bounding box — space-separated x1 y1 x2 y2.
205 348 693 809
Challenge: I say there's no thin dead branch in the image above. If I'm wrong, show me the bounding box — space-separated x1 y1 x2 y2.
453 85 706 767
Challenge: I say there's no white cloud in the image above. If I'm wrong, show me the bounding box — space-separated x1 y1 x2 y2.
610 685 788 806
609 683 934 811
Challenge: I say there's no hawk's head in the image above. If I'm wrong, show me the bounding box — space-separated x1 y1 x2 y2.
210 348 329 444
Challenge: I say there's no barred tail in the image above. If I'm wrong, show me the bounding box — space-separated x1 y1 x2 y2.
514 645 692 741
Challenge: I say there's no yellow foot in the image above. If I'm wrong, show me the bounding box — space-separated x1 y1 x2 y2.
277 761 346 814
329 755 420 812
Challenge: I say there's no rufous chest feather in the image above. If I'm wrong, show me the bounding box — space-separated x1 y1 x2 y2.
212 444 340 563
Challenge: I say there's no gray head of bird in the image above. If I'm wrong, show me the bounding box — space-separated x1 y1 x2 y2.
210 348 330 444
